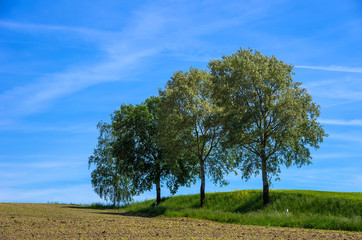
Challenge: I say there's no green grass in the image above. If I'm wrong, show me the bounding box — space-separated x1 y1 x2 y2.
118 190 362 231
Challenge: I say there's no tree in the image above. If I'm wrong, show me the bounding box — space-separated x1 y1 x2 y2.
209 48 327 205
111 96 182 205
158 68 234 207
88 122 134 206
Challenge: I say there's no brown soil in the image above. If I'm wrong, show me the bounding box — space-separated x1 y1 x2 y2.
0 203 360 239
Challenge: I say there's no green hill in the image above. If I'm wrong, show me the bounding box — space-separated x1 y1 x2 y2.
118 190 362 231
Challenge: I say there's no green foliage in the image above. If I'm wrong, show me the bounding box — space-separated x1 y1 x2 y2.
209 48 327 204
122 190 362 231
88 122 133 206
89 47 328 208
89 97 184 205
111 96 184 204
158 68 235 206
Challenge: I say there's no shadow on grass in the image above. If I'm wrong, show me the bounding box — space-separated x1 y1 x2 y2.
93 206 167 218
233 192 264 214
65 205 119 210
94 211 154 218
63 197 171 215
64 205 167 218
146 197 170 208
65 206 94 209
132 206 167 217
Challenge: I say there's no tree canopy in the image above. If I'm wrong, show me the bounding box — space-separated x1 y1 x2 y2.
209 48 327 204
89 97 185 205
111 96 184 204
88 122 134 206
89 47 326 206
158 68 234 207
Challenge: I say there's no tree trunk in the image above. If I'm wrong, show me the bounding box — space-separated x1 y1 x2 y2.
156 179 161 205
112 185 117 207
200 159 206 207
261 156 270 205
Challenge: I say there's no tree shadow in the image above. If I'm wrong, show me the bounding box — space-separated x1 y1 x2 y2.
94 206 167 218
64 205 167 218
65 205 118 210
94 211 154 218
148 197 170 207
233 192 265 214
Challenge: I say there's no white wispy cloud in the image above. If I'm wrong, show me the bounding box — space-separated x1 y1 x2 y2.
0 119 97 133
312 152 362 160
214 166 362 192
0 39 158 119
1 5 173 122
0 20 115 40
277 167 362 192
303 77 362 103
0 184 101 204
0 159 86 169
320 119 362 126
1 1 268 124
0 157 89 188
295 65 362 73
328 132 362 144
0 10 161 122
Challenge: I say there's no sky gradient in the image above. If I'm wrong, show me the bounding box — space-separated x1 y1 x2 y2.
0 0 361 204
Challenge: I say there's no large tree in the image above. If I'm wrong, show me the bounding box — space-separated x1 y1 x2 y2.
88 122 134 206
111 96 183 205
159 68 233 207
209 48 327 205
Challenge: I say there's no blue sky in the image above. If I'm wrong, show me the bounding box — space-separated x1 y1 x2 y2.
0 0 361 204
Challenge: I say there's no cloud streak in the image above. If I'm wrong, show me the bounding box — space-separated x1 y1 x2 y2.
295 65 362 73
1 1 265 123
0 36 159 119
0 20 116 39
320 119 362 126
0 184 100 204
0 6 172 122
278 167 362 192
0 157 89 189
328 132 362 144
0 120 97 133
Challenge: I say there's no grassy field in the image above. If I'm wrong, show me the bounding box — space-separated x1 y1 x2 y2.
0 202 361 239
120 190 362 231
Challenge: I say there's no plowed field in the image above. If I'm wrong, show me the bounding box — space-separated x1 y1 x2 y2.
0 203 360 239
